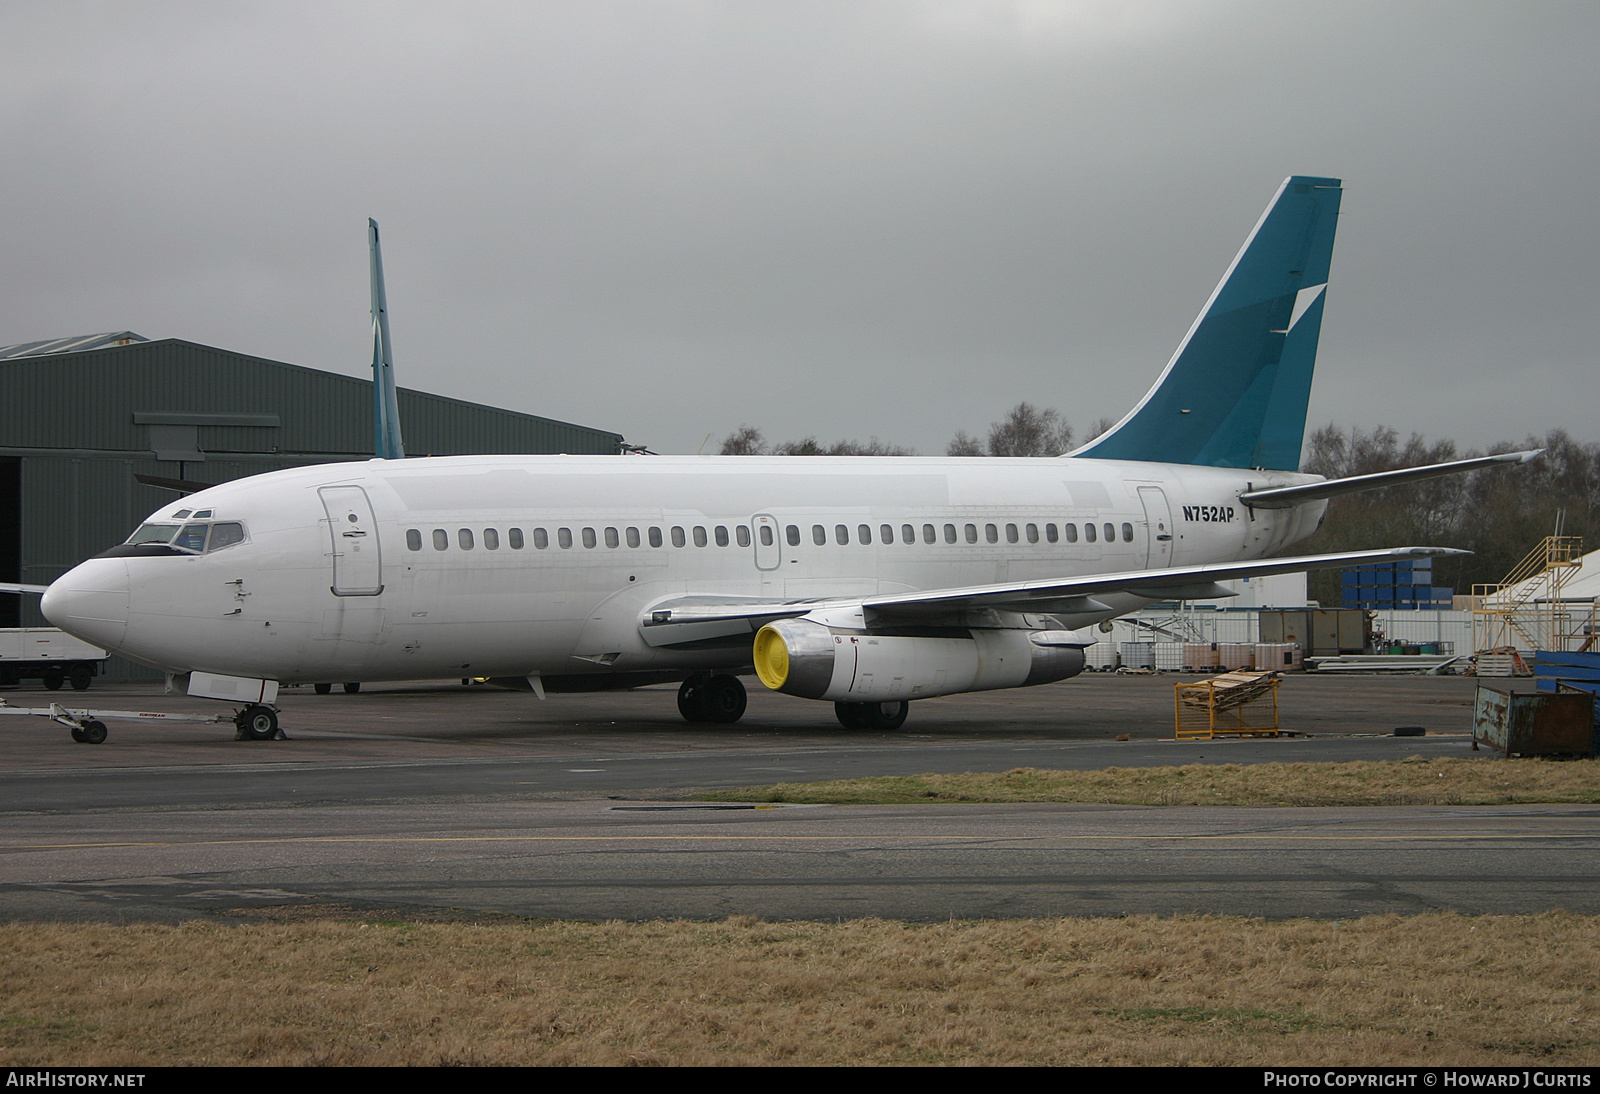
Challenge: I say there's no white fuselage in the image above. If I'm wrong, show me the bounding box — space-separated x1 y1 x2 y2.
43 454 1324 685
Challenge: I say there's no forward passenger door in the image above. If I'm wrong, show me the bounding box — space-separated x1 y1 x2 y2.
319 485 383 596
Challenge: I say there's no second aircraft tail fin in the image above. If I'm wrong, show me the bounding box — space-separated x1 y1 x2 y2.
1071 175 1342 471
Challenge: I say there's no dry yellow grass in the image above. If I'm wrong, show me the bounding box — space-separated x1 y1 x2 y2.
3 912 1598 1066
700 756 1600 807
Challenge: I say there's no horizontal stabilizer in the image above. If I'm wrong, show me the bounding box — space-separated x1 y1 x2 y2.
1240 450 1541 509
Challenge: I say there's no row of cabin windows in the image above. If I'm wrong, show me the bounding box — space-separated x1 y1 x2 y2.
404 521 1137 553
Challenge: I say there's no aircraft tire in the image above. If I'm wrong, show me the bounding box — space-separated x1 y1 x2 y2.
834 702 869 729
314 683 332 695
70 725 87 743
677 674 713 723
69 665 93 691
343 682 361 694
237 705 279 741
43 668 64 691
704 674 747 724
865 701 909 730
835 701 909 731
80 719 107 745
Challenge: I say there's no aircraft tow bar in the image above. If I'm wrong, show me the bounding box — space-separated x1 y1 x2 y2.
0 697 233 744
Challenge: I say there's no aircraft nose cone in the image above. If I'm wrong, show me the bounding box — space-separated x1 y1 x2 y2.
41 559 130 650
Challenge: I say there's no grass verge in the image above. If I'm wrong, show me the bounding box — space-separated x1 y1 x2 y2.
697 757 1600 807
2 912 1596 1066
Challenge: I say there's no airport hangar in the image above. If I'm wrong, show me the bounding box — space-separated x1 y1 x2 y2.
0 332 623 680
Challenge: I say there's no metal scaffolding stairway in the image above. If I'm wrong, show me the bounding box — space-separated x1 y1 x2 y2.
1471 534 1585 653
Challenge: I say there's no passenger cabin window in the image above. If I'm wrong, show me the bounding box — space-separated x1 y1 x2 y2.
964 524 977 544
985 524 998 544
604 527 620 548
582 528 597 549
433 529 449 551
511 528 526 549
757 526 771 547
944 524 957 544
1122 522 1134 542
813 525 827 546
786 525 800 547
1045 523 1058 543
739 526 753 548
459 529 474 550
1104 523 1115 543
529 528 545 550
693 527 708 548
648 527 663 548
406 529 422 551
1005 523 1019 544
627 527 641 548
835 525 849 545
484 528 499 550
1064 523 1078 542
1026 523 1039 543
558 528 574 549
881 524 895 544
671 527 686 548
901 524 914 544
714 526 729 547
858 524 872 545
1084 523 1096 543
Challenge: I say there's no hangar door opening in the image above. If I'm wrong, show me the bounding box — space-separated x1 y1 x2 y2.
0 459 17 628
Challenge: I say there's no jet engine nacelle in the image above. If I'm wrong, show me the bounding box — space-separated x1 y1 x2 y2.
752 618 1085 702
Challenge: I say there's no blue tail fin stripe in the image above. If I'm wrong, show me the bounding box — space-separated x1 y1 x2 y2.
1070 175 1342 471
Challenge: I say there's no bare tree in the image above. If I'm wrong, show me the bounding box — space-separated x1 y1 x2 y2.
721 425 913 456
985 402 1075 457
719 426 766 455
946 430 984 456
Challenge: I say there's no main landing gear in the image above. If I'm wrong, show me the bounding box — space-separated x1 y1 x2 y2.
834 700 909 731
677 673 748 724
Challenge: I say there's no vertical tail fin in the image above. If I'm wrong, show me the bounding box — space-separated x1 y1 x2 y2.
368 218 405 460
1071 175 1342 470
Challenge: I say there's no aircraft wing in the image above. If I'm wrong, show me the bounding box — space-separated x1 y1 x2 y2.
0 582 50 595
639 546 1466 646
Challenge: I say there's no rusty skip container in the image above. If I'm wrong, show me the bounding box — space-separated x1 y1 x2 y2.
1472 685 1596 758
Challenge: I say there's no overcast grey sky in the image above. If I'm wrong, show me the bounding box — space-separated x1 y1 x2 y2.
2 1 1594 456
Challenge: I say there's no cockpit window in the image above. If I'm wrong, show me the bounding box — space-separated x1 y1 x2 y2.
173 510 193 520
127 523 181 545
120 519 247 555
174 524 209 553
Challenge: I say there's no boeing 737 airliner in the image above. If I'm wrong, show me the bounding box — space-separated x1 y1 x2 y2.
28 176 1535 738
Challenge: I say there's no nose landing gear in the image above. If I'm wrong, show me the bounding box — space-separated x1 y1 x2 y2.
233 704 283 741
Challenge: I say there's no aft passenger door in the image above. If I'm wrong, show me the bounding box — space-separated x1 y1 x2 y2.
1137 485 1174 569
319 485 384 596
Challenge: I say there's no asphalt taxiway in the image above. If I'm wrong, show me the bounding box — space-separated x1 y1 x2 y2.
4 673 1591 922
